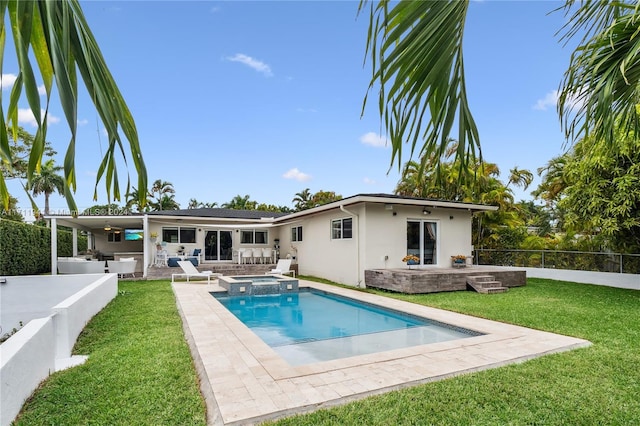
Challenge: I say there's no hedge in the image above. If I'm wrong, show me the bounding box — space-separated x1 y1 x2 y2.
0 219 88 276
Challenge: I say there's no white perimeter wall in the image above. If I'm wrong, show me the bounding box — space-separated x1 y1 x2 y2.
0 273 117 426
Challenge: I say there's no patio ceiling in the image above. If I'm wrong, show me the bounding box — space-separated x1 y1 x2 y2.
47 215 145 233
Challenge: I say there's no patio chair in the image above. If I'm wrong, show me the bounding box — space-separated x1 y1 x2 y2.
267 259 295 277
262 247 273 264
241 249 253 264
172 260 222 284
252 247 263 264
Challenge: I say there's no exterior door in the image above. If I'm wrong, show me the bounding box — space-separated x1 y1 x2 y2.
407 220 438 265
205 230 233 261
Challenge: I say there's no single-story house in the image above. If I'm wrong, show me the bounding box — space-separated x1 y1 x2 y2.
46 193 497 286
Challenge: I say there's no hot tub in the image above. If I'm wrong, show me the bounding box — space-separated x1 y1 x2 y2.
217 274 298 296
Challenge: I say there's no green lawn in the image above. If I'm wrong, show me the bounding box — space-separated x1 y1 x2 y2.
13 278 640 425
14 280 206 426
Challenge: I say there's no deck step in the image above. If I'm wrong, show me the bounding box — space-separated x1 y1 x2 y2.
466 276 509 294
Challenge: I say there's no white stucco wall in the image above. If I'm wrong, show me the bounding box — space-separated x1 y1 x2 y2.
294 207 362 286
283 202 477 287
362 203 474 270
0 273 117 426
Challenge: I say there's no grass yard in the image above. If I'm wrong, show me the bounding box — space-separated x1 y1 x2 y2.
268 278 640 425
14 280 206 426
12 277 640 425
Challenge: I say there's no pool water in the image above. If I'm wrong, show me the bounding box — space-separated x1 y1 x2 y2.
213 289 482 365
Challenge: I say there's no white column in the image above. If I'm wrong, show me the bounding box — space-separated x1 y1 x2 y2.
72 227 78 256
143 214 149 278
51 218 58 275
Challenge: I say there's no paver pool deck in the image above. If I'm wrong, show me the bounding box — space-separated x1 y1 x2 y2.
173 279 591 425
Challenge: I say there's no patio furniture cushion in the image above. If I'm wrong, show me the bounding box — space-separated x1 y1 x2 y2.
168 257 180 267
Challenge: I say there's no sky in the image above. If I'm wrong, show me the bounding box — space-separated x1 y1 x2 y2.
4 0 577 220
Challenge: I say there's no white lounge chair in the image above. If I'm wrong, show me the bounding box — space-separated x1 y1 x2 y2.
172 260 222 284
267 259 295 277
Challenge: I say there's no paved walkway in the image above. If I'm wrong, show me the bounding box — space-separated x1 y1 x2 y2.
173 280 591 425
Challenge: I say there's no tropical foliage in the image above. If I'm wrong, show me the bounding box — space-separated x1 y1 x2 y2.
0 0 147 213
361 0 640 179
28 158 65 215
537 130 640 253
292 188 343 211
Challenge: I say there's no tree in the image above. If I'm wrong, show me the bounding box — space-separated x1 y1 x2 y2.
393 144 530 248
0 1 147 213
187 198 218 209
310 190 342 207
222 195 256 210
1 127 56 180
28 159 65 216
361 1 640 177
292 188 312 211
148 180 175 211
124 187 151 213
155 194 180 211
0 195 24 222
553 131 640 252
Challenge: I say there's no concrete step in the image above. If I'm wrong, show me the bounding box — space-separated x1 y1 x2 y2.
467 275 496 282
466 277 509 294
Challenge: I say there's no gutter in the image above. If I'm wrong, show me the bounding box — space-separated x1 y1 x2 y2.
340 205 361 287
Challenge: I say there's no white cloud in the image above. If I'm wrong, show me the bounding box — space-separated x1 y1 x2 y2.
533 90 559 111
360 131 388 148
78 119 89 126
363 177 376 185
226 53 273 77
18 108 60 127
295 107 317 113
534 89 584 112
282 168 311 182
1 73 18 90
38 84 47 95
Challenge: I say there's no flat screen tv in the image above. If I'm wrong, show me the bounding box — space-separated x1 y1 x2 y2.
124 229 144 241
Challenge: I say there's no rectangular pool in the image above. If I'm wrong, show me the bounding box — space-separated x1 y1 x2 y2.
213 288 482 366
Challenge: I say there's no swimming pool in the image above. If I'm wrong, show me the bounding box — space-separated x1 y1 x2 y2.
213 288 482 365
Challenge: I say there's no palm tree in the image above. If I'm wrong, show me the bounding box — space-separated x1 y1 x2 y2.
292 188 312 211
149 179 175 211
361 1 640 176
0 1 147 212
125 187 150 213
222 195 255 210
28 159 65 216
156 194 180 211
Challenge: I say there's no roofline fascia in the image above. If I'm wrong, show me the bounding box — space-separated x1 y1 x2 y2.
273 195 497 222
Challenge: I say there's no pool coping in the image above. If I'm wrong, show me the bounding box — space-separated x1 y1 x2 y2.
173 280 591 425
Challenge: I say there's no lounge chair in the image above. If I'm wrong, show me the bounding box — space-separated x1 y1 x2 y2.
172 260 222 284
267 259 295 277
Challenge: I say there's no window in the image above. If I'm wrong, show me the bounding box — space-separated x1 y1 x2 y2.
107 232 122 242
162 227 179 243
162 227 196 244
291 226 303 242
240 229 269 244
179 228 196 244
331 218 352 239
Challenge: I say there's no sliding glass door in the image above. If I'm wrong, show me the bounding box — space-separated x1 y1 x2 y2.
204 230 233 261
407 220 437 265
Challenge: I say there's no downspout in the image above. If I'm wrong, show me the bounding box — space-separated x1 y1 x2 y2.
340 205 361 287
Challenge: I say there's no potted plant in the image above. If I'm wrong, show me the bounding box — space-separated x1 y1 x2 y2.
402 254 420 266
451 254 467 268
